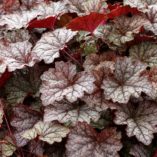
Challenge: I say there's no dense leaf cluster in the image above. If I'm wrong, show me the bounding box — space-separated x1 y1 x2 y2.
1 0 157 157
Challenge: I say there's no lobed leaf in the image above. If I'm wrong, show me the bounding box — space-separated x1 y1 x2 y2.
114 100 157 145
66 122 122 157
40 61 95 105
101 57 155 103
44 100 100 125
32 28 77 64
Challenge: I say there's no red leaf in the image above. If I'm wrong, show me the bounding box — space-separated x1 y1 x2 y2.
107 5 140 19
0 71 12 88
28 16 56 29
128 34 156 46
66 12 107 33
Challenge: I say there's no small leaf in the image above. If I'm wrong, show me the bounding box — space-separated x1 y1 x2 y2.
22 121 70 144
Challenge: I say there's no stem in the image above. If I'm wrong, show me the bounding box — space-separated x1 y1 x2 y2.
3 112 25 157
62 49 83 68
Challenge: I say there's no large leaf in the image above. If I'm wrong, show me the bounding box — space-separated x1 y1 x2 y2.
32 28 77 64
101 15 148 50
67 12 107 33
129 42 157 66
44 100 100 125
101 57 155 103
40 61 95 106
114 100 157 145
66 122 122 157
0 41 37 72
22 121 70 144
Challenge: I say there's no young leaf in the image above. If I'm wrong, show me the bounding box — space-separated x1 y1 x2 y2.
44 100 100 125
114 100 157 145
66 12 107 33
0 41 38 72
129 42 157 66
101 57 155 103
32 28 77 64
66 122 122 157
40 61 95 106
22 121 70 144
